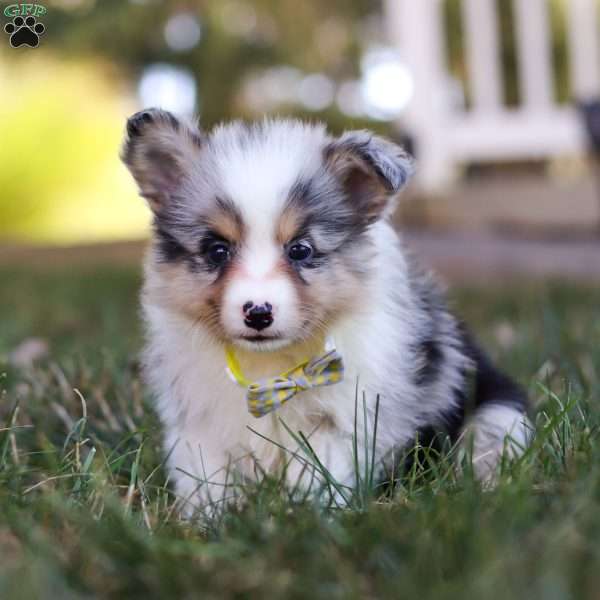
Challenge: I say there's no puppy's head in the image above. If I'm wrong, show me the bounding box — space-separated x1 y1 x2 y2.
122 109 413 351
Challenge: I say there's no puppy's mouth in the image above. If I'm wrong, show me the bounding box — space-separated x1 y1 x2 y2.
233 334 292 352
242 335 276 342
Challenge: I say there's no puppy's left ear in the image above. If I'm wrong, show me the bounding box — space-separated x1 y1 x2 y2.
121 108 204 214
324 131 414 223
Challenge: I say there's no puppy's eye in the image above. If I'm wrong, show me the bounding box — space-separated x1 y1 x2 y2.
287 242 313 262
206 241 231 266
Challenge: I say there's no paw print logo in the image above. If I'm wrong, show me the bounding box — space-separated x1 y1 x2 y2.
4 16 45 48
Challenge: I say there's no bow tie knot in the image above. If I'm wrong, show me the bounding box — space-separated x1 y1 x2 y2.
225 346 344 418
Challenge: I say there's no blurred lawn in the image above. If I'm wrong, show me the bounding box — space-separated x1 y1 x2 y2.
1 266 600 598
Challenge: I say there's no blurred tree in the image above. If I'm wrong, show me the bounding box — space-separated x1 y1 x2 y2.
38 0 381 128
0 0 391 243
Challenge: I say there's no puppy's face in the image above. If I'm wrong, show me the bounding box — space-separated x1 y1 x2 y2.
123 110 412 351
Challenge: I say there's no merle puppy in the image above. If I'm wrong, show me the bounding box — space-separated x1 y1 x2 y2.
122 109 530 514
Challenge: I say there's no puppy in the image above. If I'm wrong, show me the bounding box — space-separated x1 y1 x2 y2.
122 109 531 514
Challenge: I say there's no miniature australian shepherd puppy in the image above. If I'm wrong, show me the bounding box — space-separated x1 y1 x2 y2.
122 108 531 515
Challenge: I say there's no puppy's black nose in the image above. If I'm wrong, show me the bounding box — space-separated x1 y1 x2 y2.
244 302 273 332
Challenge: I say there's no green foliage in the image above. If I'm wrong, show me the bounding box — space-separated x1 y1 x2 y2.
0 0 384 242
39 0 377 127
0 59 148 243
548 0 571 104
1 266 600 598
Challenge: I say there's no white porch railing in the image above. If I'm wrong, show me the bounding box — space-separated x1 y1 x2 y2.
385 0 600 190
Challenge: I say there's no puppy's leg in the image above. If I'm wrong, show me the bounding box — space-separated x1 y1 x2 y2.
459 330 532 483
165 433 233 519
462 403 532 483
281 428 357 505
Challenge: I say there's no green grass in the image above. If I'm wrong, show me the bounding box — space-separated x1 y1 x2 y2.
1 264 600 599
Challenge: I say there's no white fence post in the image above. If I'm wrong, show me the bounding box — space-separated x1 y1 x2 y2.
462 0 503 112
566 0 600 101
513 0 554 112
386 0 453 190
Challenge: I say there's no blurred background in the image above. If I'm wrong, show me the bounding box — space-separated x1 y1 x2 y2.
2 0 600 279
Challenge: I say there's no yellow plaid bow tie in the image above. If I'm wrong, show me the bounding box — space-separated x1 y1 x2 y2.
225 344 344 418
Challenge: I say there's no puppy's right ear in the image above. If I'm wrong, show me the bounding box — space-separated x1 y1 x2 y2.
121 108 203 213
